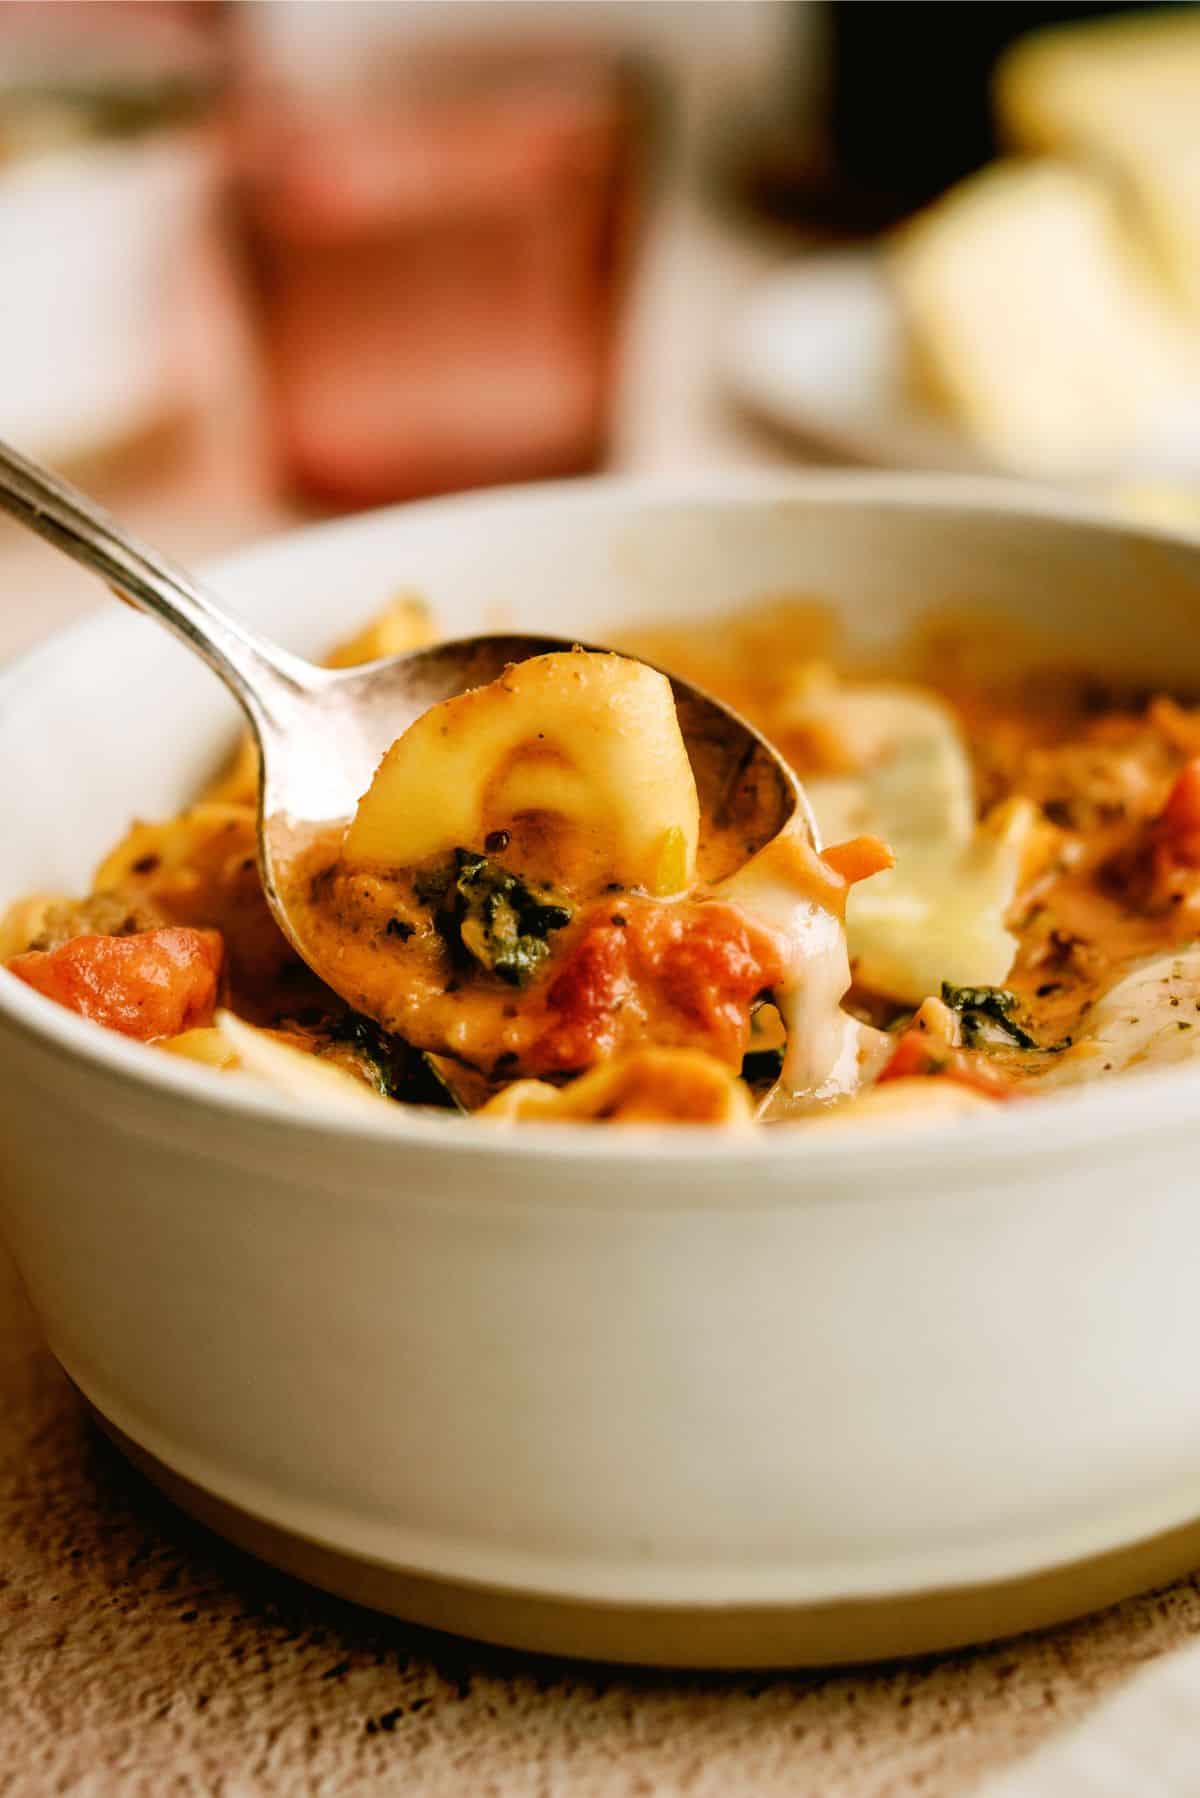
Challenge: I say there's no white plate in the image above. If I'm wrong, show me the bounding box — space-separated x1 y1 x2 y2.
726 249 1200 484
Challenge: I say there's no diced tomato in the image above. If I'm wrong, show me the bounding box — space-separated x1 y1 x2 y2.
7 927 223 1041
646 905 785 1044
1155 760 1200 869
535 900 784 1072
536 918 633 1070
877 1024 1014 1100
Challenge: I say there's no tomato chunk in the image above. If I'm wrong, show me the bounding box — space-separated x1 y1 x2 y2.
877 1020 1014 1100
535 900 784 1072
1155 760 1200 869
7 927 223 1041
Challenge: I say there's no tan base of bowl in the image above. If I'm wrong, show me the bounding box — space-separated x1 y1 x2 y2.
89 1405 1200 1668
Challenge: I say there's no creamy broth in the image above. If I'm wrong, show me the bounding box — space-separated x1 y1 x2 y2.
9 596 1200 1128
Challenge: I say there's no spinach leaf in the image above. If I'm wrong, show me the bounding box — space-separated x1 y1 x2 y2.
329 1012 465 1110
434 849 572 986
941 982 1038 1050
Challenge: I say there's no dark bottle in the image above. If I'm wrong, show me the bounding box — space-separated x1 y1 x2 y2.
825 1 1143 225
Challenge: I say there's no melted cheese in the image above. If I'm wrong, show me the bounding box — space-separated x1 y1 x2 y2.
849 798 1033 1006
715 824 890 1117
792 681 1026 1005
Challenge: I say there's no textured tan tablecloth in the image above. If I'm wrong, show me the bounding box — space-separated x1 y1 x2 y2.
4 1236 1200 1798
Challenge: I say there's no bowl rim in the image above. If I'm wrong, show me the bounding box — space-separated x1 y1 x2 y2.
5 465 1200 1191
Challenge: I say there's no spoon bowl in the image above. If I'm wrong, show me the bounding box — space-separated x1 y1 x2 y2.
0 441 808 1045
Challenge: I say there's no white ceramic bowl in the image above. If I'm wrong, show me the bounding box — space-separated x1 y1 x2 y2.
6 473 1200 1668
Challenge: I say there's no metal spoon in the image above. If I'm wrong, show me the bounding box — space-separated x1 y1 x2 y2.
0 440 809 1045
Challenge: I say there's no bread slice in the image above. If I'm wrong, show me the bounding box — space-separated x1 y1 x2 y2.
887 159 1191 477
996 10 1200 317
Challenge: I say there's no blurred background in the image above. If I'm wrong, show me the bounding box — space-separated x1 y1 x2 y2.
3 0 1200 657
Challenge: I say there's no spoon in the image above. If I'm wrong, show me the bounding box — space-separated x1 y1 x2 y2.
0 439 810 1044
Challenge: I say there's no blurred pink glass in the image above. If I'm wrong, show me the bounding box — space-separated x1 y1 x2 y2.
231 46 641 510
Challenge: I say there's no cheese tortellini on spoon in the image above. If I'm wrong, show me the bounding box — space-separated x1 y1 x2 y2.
346 650 700 897
321 648 891 1108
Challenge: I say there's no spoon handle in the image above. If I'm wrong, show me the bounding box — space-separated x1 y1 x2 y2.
0 436 317 730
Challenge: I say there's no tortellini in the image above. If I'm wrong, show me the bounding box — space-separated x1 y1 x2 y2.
94 804 256 894
479 1047 753 1125
323 594 434 669
0 893 72 959
165 1011 388 1114
345 650 701 896
797 1076 999 1129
